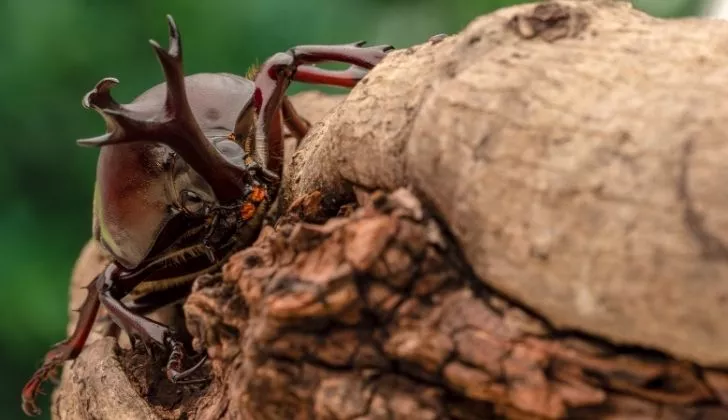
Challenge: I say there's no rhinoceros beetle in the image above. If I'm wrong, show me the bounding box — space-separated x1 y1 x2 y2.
22 15 392 416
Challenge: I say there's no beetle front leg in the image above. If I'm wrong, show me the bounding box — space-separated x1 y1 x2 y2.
252 42 393 178
281 96 310 141
22 276 101 416
290 64 370 88
96 264 206 383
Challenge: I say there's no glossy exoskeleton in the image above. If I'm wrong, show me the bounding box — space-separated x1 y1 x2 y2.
22 15 392 416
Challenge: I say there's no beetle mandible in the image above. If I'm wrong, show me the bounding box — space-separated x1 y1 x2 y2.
21 15 392 416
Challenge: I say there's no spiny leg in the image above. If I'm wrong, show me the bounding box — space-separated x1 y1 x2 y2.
292 64 370 88
266 107 285 177
284 42 393 70
22 276 101 416
21 261 195 416
277 65 373 147
99 281 193 342
95 264 206 383
281 96 310 141
278 64 374 145
252 42 393 179
124 280 195 315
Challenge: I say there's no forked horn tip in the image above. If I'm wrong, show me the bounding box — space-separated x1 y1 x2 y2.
149 37 179 62
166 15 178 38
81 92 92 109
82 77 120 109
162 14 181 58
96 76 120 89
149 38 163 51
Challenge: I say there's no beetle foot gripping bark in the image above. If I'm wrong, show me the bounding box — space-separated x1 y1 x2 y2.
22 280 101 416
165 337 210 384
22 363 59 416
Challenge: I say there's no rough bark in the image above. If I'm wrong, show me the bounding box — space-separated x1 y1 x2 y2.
49 0 728 419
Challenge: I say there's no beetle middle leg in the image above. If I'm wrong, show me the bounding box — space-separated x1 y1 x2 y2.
96 264 207 383
100 281 194 342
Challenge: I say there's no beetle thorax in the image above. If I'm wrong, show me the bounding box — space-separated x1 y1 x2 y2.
94 143 175 269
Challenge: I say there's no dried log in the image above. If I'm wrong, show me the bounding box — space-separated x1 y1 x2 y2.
286 0 728 365
183 188 728 419
54 189 728 419
50 1 728 419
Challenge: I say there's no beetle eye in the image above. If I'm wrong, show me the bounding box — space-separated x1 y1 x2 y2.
180 190 207 215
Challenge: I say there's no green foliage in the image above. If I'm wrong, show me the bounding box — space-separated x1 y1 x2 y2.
0 0 704 418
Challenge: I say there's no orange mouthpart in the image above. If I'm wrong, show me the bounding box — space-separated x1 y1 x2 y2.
250 186 267 203
240 202 256 221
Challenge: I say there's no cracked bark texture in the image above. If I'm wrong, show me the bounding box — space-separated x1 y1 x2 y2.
285 0 728 366
49 0 728 419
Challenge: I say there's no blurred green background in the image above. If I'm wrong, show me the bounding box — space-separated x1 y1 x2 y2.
0 0 705 418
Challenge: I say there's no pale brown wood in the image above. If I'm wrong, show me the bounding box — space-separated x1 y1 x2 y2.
50 1 728 418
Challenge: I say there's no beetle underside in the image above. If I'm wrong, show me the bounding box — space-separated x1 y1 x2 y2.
22 14 392 416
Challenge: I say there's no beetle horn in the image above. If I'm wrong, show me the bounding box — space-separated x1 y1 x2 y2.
77 15 250 203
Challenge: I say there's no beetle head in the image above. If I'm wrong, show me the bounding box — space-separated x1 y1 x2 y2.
81 16 266 270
